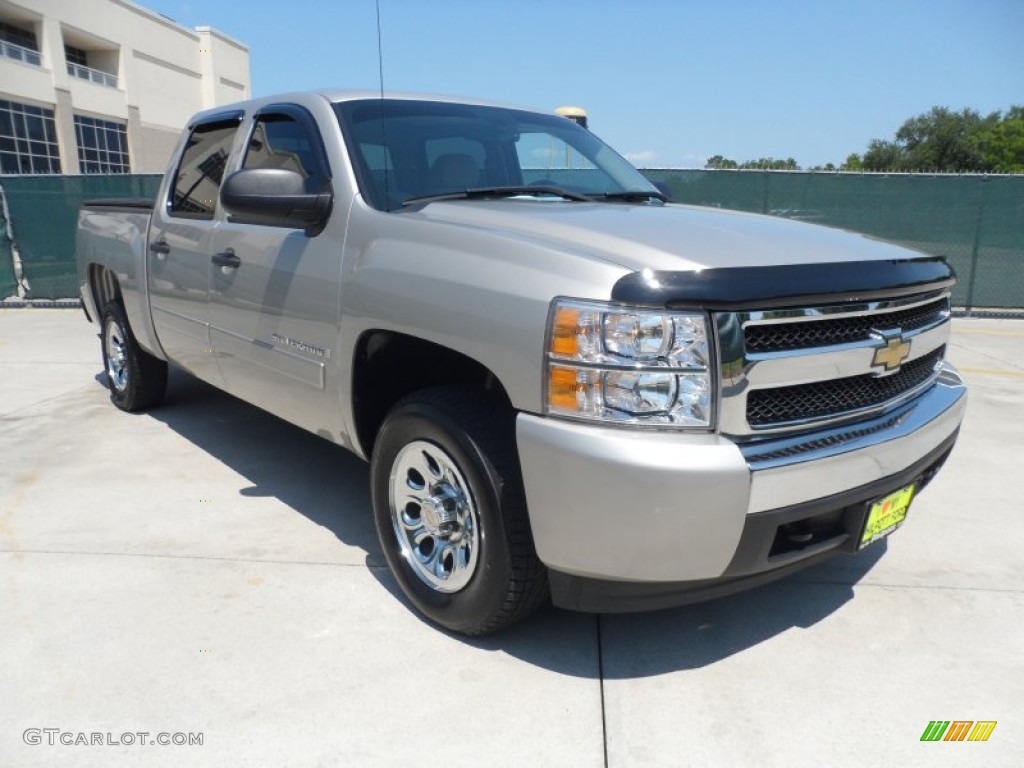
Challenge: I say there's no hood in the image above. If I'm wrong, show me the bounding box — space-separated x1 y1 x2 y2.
411 199 923 272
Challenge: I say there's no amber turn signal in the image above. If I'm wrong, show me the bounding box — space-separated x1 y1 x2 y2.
550 307 581 357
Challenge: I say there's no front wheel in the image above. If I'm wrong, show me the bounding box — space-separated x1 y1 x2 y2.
100 301 167 411
371 387 548 635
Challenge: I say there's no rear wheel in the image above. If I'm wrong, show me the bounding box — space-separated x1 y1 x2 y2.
371 387 548 635
100 301 167 411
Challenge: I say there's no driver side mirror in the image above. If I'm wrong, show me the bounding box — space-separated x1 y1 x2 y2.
220 168 332 235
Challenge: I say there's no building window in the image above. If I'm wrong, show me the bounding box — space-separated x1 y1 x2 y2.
65 44 88 66
0 20 37 49
0 100 61 174
64 41 118 88
0 20 41 66
74 115 130 173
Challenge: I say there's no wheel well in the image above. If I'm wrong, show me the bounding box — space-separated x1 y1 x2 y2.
88 264 122 316
352 331 512 458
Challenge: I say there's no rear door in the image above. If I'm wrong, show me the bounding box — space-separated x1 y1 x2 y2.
148 113 242 382
207 103 344 434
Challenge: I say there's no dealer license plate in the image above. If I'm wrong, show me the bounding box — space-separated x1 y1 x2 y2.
859 483 916 549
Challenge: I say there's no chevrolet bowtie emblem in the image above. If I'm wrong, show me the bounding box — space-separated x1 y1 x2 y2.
872 336 912 372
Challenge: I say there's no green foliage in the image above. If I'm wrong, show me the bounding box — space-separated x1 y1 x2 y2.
704 155 800 170
859 105 1024 173
705 106 1023 173
739 157 800 170
841 153 863 171
981 107 1024 172
862 139 906 171
903 107 994 170
705 154 738 169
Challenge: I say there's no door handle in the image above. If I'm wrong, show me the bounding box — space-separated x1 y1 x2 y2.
149 239 170 257
212 249 241 269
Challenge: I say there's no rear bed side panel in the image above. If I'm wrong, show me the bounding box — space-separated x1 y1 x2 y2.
76 201 167 360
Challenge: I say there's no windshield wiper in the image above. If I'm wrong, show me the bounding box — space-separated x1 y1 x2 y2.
588 190 668 203
404 185 592 205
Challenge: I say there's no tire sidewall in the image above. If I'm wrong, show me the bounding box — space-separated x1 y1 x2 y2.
371 401 513 633
101 304 134 410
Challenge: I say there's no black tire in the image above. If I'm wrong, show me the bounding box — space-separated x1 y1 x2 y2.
100 300 167 412
371 387 548 635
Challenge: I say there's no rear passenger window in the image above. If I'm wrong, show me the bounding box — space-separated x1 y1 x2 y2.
242 114 319 182
170 120 239 218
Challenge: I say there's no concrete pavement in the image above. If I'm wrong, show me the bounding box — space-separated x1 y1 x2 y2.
1 309 1021 767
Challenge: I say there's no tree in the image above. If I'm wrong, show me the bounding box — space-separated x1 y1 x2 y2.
861 139 906 171
979 105 1024 172
706 155 802 171
841 153 863 171
705 154 738 169
853 105 1024 173
738 157 800 170
895 107 991 171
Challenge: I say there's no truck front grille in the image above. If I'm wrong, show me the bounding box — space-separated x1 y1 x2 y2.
746 347 944 426
716 292 951 437
744 297 948 354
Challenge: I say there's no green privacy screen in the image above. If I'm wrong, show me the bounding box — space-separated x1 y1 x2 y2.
643 170 1024 309
0 174 161 300
0 185 16 298
1 171 1022 308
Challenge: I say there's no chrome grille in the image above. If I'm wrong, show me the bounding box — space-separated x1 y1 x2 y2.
746 347 944 426
742 412 906 463
744 297 948 353
716 291 952 437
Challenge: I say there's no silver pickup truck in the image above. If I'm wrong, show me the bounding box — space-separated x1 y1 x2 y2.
76 89 967 634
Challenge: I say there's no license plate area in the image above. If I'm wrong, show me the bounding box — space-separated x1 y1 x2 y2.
859 483 916 549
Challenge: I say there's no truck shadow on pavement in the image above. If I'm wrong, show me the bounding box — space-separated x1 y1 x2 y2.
141 369 383 564
423 545 884 679
138 368 888 679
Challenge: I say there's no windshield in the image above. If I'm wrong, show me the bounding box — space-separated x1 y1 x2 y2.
334 99 659 211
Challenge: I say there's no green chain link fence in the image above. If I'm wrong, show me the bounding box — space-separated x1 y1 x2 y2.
0 174 161 300
1 171 1022 308
0 184 16 299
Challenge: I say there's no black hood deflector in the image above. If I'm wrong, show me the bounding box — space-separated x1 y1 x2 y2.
611 257 955 310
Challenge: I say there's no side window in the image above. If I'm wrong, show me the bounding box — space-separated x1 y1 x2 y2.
242 114 320 183
170 120 239 218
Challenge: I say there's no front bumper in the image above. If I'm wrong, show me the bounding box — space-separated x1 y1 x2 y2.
516 364 967 611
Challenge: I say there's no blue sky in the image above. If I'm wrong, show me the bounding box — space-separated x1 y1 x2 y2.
144 0 1023 168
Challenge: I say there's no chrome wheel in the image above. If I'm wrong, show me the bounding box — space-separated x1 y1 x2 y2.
104 319 129 393
389 439 479 593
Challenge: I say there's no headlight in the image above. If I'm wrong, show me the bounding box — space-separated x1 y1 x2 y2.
545 298 714 428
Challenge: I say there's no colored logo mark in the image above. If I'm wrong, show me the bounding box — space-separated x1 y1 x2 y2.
920 720 997 742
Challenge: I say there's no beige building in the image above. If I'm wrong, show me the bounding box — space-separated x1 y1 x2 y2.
0 0 250 174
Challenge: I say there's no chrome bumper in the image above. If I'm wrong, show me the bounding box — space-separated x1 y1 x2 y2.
744 364 966 513
516 363 966 584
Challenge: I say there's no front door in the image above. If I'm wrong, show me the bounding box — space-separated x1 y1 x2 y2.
207 105 344 436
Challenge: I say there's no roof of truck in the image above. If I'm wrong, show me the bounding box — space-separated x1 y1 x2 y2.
189 89 545 126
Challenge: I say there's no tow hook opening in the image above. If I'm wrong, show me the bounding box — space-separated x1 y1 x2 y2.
770 511 845 558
